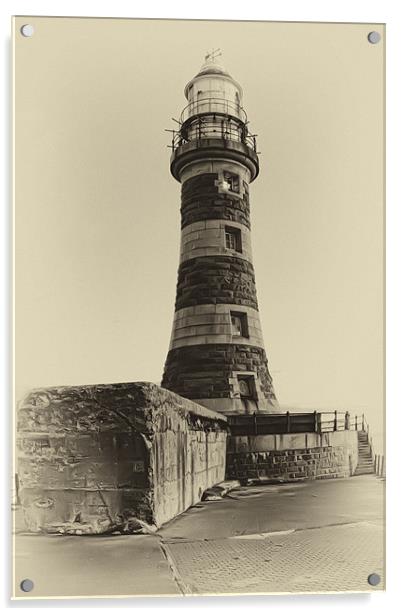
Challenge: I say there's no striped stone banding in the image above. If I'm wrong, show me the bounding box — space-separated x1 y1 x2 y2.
180 219 252 264
161 343 276 405
174 255 258 312
169 304 264 350
181 173 250 230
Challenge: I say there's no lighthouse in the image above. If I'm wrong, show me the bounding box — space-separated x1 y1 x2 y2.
162 52 278 415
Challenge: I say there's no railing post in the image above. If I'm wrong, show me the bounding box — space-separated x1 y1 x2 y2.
254 412 258 436
286 411 291 433
379 456 384 477
334 410 338 431
314 411 318 432
15 473 20 506
362 413 365 431
355 414 358 431
345 411 350 430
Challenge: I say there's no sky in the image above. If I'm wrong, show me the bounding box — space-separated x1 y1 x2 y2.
14 17 384 449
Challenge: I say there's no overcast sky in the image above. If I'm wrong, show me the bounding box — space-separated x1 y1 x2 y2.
15 17 384 447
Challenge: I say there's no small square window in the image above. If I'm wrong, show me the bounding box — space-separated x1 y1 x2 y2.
223 171 240 193
237 375 256 399
230 311 249 337
225 226 242 252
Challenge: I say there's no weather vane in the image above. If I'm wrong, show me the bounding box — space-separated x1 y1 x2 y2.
205 48 222 62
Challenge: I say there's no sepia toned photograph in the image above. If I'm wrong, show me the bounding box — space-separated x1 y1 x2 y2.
12 16 385 599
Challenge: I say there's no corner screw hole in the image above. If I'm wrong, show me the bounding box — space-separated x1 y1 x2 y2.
20 579 34 592
368 573 381 586
20 24 34 37
367 31 381 44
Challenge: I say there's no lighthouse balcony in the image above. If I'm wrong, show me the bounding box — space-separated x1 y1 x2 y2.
170 137 260 182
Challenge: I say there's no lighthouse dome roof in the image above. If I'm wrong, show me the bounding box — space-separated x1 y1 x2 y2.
195 58 231 78
184 53 243 99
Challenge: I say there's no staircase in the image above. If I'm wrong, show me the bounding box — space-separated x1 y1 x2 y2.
354 431 375 475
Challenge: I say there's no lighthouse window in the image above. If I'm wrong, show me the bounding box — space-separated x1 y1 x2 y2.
225 226 242 252
230 311 249 338
238 376 256 399
223 171 240 193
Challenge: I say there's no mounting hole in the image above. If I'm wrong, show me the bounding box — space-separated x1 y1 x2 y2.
367 31 381 44
20 579 34 592
367 573 381 586
20 24 34 37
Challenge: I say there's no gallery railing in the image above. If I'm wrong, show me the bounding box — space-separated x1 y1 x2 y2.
166 98 258 153
227 410 366 437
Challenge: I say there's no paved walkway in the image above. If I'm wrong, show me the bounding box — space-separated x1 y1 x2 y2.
13 476 385 598
162 522 383 595
159 475 384 595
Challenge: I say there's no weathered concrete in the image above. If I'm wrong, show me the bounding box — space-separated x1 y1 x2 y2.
226 430 358 482
201 479 241 501
16 382 228 533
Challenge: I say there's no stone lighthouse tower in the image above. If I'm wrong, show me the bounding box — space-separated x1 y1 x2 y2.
162 52 277 415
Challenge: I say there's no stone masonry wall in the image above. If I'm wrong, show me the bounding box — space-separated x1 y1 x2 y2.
181 173 251 229
16 382 228 533
226 431 359 482
162 344 275 402
164 164 278 412
175 256 258 311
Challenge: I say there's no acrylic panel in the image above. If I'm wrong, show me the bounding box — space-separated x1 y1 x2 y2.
13 16 385 598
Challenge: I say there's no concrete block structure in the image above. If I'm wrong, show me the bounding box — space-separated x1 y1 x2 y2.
162 53 277 414
16 382 228 533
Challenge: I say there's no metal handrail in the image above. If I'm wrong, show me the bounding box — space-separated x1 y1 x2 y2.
170 122 257 152
317 410 366 432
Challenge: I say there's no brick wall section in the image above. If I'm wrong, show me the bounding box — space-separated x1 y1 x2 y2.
162 343 276 402
175 256 258 311
226 446 354 481
181 173 251 229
